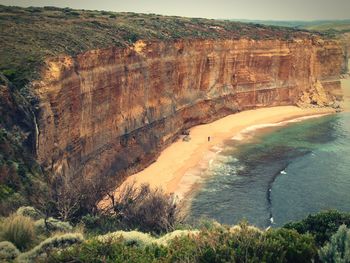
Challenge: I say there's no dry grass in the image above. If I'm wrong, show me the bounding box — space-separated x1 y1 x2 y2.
104 183 182 234
0 214 36 251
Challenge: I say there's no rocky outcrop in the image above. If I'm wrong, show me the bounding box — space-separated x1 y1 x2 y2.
31 38 344 184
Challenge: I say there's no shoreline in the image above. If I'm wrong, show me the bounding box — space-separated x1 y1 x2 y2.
174 112 336 203
118 106 335 200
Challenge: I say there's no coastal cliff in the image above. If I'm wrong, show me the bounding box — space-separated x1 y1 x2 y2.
32 38 343 183
0 6 346 202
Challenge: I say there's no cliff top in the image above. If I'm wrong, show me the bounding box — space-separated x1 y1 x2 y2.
0 5 321 88
227 19 350 34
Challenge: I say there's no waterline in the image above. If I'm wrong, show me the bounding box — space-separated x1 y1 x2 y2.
189 112 350 227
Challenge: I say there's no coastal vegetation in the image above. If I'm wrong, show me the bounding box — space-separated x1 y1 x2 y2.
300 20 350 33
0 5 318 89
0 204 350 262
234 19 350 34
229 19 350 41
284 210 350 246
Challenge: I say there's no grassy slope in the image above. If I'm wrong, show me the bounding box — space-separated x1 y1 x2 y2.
0 5 316 89
304 21 350 32
234 19 350 32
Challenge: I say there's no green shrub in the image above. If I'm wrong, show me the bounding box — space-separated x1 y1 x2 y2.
48 223 320 262
98 231 155 247
27 7 42 13
164 223 316 263
1 69 17 81
81 214 120 234
284 210 350 246
67 11 80 16
220 223 269 262
35 217 72 234
265 228 317 263
163 223 257 262
97 229 199 248
0 192 26 217
166 235 200 262
17 233 84 262
0 184 13 200
1 214 35 251
43 6 62 11
319 224 350 263
155 230 199 246
49 238 166 263
0 241 20 261
16 206 43 220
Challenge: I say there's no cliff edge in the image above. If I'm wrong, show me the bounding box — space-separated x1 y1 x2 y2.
0 6 346 208
33 38 344 185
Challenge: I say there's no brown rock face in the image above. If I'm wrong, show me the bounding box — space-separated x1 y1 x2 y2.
340 33 350 73
32 38 344 183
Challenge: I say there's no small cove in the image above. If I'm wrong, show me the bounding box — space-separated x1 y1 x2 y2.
188 110 350 227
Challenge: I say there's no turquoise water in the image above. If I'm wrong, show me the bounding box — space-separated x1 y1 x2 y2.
189 111 350 228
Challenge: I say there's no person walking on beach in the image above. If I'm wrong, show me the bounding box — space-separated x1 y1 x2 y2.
208 136 211 142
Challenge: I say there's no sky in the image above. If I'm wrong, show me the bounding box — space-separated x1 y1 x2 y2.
0 0 350 21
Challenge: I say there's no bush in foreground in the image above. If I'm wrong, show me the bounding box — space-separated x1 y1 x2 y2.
16 206 43 220
49 238 165 263
98 230 155 247
81 214 121 234
0 241 20 261
164 224 316 263
17 233 84 262
96 229 199 248
34 217 73 234
319 224 350 263
49 224 317 263
264 228 317 263
0 214 36 251
100 183 183 234
284 210 350 246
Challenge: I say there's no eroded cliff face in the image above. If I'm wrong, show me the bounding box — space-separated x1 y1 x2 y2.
340 33 350 74
31 38 344 183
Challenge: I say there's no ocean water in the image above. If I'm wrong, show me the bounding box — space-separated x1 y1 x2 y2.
189 111 350 228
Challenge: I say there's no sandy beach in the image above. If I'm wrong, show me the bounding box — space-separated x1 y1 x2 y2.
341 76 350 111
120 106 335 199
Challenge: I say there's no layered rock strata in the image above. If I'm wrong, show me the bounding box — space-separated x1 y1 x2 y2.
32 38 344 183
